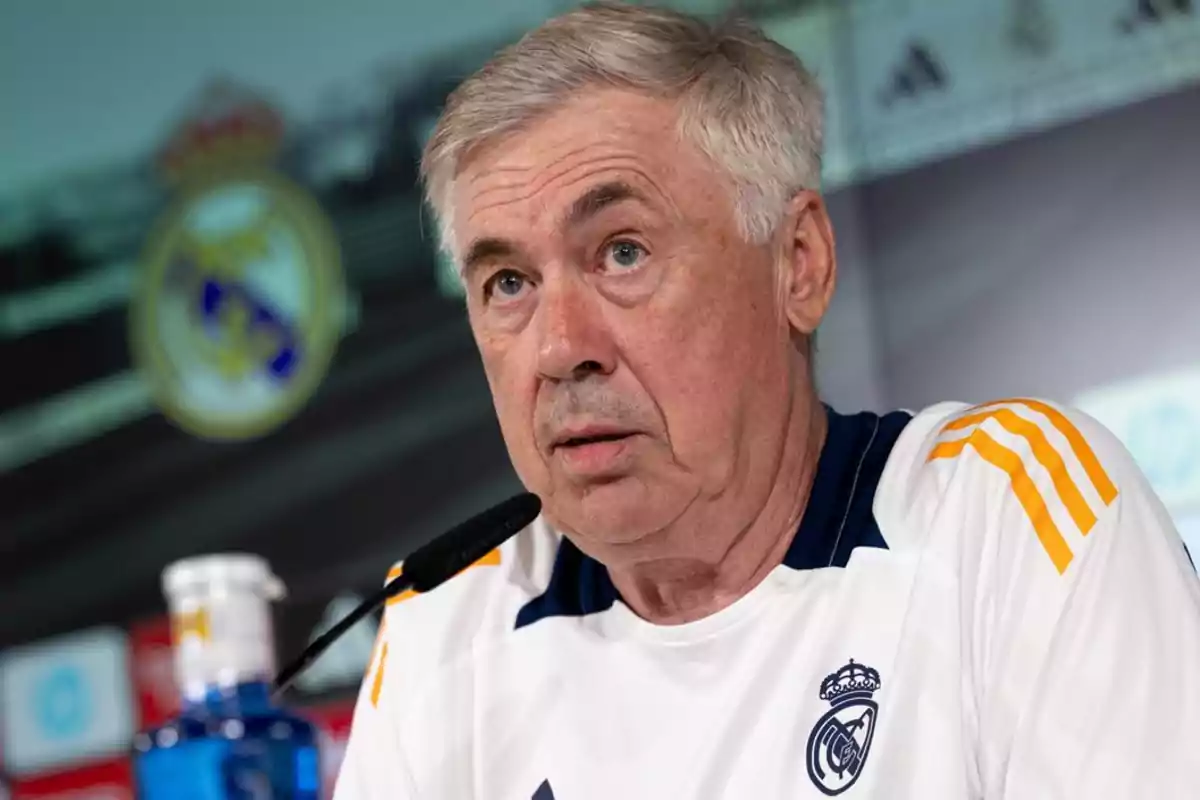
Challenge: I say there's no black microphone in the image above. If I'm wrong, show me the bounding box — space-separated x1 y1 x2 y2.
272 492 542 697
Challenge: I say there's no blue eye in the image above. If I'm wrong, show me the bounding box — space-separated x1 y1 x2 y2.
484 269 528 301
605 240 645 271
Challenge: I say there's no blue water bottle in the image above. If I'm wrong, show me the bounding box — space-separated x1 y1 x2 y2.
133 554 320 799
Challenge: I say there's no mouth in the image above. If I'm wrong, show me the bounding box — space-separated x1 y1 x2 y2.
549 428 639 476
553 430 636 450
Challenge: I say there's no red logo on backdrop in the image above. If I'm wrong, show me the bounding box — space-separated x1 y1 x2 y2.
127 617 179 729
12 758 133 800
305 701 355 799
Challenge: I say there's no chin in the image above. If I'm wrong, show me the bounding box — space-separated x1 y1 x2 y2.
546 478 681 555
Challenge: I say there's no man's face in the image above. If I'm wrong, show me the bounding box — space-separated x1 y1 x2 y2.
453 89 830 560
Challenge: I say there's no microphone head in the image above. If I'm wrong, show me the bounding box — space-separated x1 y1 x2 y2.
402 492 541 592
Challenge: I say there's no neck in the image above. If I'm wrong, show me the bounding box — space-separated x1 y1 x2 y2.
608 390 828 625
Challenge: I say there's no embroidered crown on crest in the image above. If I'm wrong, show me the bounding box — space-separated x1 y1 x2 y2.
819 659 882 702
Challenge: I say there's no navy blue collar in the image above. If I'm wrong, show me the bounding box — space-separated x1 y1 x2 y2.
515 406 912 630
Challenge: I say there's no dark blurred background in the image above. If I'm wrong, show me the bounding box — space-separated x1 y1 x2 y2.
1 0 1198 796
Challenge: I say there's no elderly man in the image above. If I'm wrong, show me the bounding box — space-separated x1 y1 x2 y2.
336 3 1200 798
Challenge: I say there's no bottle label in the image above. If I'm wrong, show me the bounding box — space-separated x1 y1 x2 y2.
136 738 320 800
171 594 275 699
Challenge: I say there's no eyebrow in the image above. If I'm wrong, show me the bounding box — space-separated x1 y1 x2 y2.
461 237 519 282
563 180 646 230
460 181 649 280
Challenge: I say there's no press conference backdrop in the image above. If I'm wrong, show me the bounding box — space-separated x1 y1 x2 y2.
1 0 1199 795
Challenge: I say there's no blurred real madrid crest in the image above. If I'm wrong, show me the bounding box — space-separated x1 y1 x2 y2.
131 80 345 440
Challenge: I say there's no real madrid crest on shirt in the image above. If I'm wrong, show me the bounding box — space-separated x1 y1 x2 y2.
806 659 882 796
131 81 344 440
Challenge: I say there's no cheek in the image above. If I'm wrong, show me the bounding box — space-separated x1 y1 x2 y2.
697 258 789 380
629 262 789 457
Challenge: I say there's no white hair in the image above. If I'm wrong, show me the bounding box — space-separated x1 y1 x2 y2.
420 1 824 264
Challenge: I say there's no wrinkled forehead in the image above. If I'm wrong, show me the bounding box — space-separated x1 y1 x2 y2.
450 90 708 249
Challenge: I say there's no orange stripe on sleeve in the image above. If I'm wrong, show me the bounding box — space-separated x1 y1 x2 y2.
930 430 1074 574
944 407 1099 536
475 548 502 567
364 620 386 681
370 641 389 708
976 398 1119 506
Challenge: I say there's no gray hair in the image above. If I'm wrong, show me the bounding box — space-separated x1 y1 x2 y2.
420 1 824 264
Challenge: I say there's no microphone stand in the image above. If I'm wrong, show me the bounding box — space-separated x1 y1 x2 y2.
272 572 413 698
271 491 541 699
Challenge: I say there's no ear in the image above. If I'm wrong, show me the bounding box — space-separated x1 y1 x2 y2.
777 190 837 337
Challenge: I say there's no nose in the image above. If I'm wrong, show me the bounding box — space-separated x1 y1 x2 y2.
535 274 616 382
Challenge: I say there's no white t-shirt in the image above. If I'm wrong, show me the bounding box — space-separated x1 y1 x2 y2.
333 399 1200 799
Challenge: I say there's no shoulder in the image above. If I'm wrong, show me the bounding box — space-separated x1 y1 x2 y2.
877 397 1136 575
374 516 563 684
